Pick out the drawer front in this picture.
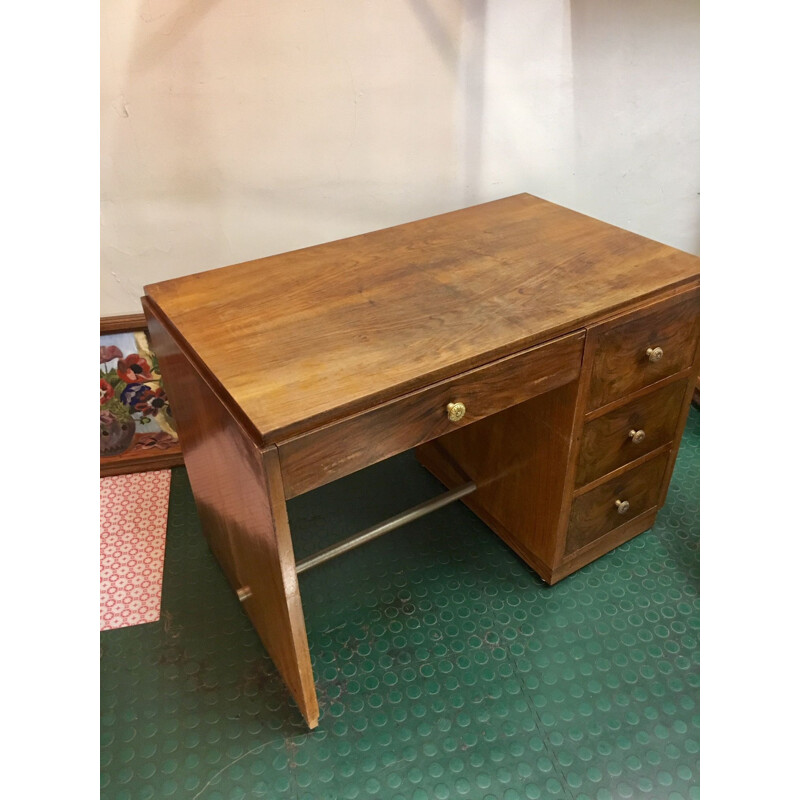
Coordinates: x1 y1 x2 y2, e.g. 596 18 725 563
279 331 585 499
575 378 688 487
587 292 698 411
566 452 669 554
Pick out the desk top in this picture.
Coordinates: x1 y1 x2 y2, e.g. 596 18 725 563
144 194 699 445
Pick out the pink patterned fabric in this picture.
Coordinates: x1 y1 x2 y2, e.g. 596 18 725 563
100 470 171 631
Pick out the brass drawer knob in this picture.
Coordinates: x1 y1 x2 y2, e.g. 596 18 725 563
628 429 646 444
646 346 664 363
236 586 253 602
615 499 630 515
447 402 466 422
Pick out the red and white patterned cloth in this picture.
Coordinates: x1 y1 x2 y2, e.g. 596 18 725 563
100 470 171 631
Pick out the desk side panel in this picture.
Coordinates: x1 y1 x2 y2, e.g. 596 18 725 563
143 298 320 728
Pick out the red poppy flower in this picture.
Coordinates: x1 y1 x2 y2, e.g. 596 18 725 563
117 354 153 384
100 378 114 404
100 345 123 364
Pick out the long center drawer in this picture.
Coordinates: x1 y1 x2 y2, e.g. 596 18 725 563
278 330 585 499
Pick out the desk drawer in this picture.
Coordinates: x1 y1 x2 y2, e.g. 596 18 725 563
575 378 688 488
279 331 585 498
566 452 669 554
587 293 698 411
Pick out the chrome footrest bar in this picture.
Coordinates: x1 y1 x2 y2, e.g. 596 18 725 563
295 481 477 574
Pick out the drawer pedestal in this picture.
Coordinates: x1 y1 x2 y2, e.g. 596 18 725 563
417 287 699 585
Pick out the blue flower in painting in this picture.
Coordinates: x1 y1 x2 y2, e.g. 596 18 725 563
120 382 149 409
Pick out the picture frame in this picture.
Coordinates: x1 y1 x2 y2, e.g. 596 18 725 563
100 313 183 476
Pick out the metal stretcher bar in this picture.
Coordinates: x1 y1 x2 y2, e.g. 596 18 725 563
295 481 477 574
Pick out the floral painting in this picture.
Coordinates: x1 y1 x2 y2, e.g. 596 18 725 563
100 325 182 475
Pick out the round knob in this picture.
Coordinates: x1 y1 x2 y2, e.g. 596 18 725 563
236 586 253 602
447 402 466 422
615 499 630 515
646 346 664 363
628 429 646 444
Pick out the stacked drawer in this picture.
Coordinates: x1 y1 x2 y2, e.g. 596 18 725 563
563 291 700 558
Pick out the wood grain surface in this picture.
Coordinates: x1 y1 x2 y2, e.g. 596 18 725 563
587 289 699 411
144 194 699 445
143 298 320 729
141 196 701 726
279 330 584 499
575 378 688 487
552 509 659 583
566 452 669 554
417 377 582 570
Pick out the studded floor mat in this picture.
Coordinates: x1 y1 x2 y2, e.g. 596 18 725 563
100 407 700 800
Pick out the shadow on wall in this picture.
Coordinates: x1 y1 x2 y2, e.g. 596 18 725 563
101 0 477 301
409 0 487 206
130 0 224 67
568 0 700 253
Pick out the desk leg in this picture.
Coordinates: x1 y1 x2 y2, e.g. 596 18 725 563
144 302 320 729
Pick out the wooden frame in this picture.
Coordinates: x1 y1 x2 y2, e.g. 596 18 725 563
100 313 183 476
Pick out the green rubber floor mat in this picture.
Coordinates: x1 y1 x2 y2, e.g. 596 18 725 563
100 406 700 800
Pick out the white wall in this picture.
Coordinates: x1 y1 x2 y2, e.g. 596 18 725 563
101 0 699 315
569 0 700 252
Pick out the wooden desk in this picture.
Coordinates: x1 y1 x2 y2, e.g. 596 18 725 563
142 193 699 729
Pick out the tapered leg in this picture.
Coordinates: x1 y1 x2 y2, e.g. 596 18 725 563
144 299 320 728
